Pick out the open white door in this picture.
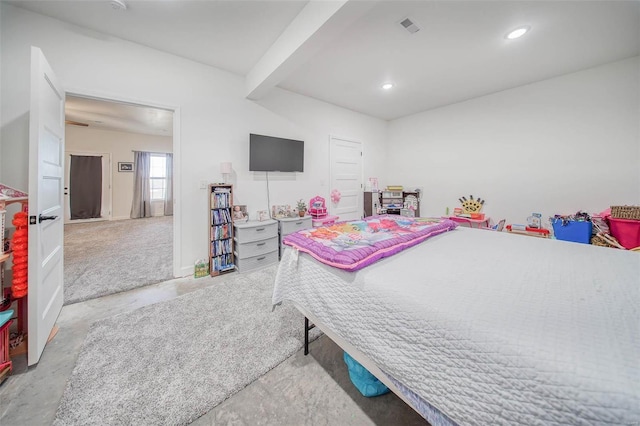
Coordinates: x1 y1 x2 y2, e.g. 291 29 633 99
329 136 363 221
28 47 65 366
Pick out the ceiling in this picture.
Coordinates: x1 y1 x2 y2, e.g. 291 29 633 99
10 0 640 133
66 95 174 136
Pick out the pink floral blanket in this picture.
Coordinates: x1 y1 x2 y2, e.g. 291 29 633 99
283 215 457 271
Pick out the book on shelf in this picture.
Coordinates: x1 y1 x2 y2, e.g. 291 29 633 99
210 192 231 209
211 239 233 256
211 224 232 240
211 208 232 225
211 254 234 271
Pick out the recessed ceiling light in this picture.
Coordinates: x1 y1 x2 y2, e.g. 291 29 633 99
381 83 394 90
506 26 530 40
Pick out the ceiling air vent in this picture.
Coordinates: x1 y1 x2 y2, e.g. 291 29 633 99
110 0 127 11
400 18 420 34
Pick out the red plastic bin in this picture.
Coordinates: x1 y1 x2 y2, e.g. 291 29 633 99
608 217 640 250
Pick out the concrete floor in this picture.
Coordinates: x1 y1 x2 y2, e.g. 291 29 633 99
0 273 427 425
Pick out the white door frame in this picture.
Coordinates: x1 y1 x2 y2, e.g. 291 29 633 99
65 88 182 278
64 151 112 224
329 135 363 221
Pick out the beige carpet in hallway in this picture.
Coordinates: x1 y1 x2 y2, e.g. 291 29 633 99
64 216 173 305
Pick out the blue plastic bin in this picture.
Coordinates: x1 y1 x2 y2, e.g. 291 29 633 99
343 351 390 397
0 309 12 328
552 220 592 244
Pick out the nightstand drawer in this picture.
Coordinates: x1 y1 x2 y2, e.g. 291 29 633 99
235 250 278 273
234 220 277 243
279 217 312 236
234 237 278 259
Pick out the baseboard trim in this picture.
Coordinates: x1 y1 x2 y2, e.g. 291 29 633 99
179 265 194 278
111 215 167 221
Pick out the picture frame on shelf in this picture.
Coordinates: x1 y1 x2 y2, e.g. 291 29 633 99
272 204 294 219
368 177 379 192
233 205 249 222
257 210 269 221
118 162 133 172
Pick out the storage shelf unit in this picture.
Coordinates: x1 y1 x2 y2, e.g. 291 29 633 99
209 184 235 276
363 191 382 217
277 216 312 259
366 190 420 217
234 220 278 272
381 190 404 215
402 190 421 217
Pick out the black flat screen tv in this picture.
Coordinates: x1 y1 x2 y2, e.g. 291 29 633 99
249 133 304 172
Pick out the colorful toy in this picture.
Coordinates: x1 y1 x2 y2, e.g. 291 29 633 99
308 196 327 219
458 195 485 214
11 212 28 299
527 213 542 229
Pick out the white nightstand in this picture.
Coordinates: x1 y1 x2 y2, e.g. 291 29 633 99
233 219 278 272
277 216 312 259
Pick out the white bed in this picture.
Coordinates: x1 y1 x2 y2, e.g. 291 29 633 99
273 227 640 425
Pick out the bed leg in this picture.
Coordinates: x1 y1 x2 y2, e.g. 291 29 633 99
304 317 315 356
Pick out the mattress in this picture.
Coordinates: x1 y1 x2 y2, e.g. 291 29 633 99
273 227 640 425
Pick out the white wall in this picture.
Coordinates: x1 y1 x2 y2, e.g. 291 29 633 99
66 126 172 220
387 56 640 226
0 4 388 276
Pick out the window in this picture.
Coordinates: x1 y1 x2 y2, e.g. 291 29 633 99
149 154 167 200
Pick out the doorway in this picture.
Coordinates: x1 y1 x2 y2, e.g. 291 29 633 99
63 94 179 302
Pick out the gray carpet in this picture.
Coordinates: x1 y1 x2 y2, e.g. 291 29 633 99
53 266 318 426
64 217 173 305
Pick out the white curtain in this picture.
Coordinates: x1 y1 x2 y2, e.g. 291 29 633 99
164 153 173 216
130 151 152 219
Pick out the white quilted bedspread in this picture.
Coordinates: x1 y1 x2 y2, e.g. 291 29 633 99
273 227 640 425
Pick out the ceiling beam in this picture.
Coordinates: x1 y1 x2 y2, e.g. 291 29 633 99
245 0 377 100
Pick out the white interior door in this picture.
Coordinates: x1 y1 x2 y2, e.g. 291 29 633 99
329 136 363 221
64 152 112 224
28 47 65 366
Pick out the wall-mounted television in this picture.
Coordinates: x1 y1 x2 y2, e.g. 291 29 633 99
249 133 304 172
